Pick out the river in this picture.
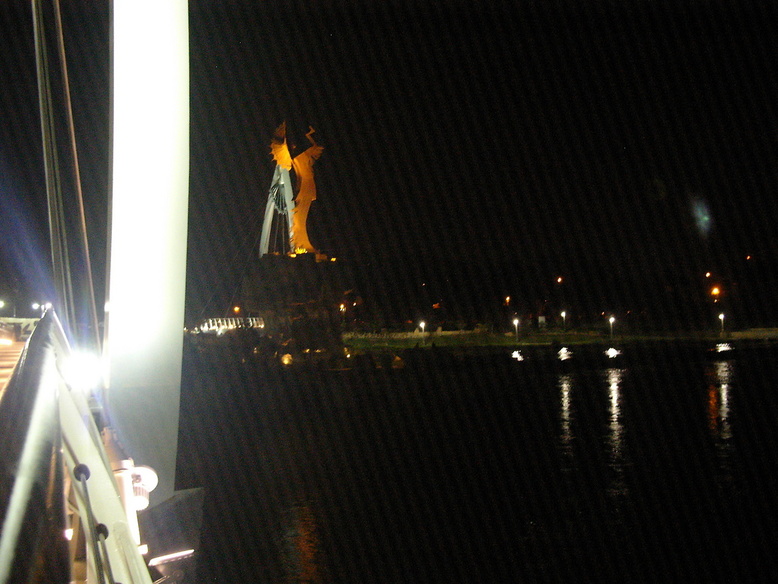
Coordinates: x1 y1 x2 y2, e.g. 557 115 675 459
176 340 778 582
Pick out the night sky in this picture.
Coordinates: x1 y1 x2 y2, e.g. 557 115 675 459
2 0 778 326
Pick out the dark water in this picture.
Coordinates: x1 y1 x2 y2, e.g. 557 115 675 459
177 342 778 583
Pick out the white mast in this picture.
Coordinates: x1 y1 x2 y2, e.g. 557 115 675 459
104 0 190 507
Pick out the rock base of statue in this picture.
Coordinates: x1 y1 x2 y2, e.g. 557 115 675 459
240 253 348 359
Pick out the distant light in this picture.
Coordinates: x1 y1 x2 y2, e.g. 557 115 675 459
511 350 524 361
560 311 566 318
609 316 615 325
505 296 511 305
233 306 240 314
557 277 563 284
281 353 293 366
746 255 752 260
605 347 622 359
719 313 725 321
513 318 519 326
711 287 721 296
715 343 733 353
705 272 711 278
148 549 195 567
330 257 337 262
558 347 573 361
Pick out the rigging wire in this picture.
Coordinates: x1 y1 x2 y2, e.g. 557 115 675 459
194 212 264 322
30 0 100 350
53 0 101 352
32 0 77 334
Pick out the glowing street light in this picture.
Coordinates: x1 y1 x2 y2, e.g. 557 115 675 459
513 318 519 341
419 320 426 345
719 313 725 334
560 311 566 329
32 302 52 317
609 316 615 339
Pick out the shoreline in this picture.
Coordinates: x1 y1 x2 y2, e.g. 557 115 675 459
343 328 778 353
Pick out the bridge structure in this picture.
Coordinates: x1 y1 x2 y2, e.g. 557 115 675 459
0 317 41 342
192 316 265 334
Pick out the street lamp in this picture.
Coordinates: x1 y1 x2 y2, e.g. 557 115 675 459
419 320 426 345
0 299 15 319
513 318 519 341
32 302 52 317
609 316 615 339
560 311 566 329
719 313 725 335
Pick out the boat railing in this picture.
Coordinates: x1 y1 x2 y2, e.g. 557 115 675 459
0 310 153 584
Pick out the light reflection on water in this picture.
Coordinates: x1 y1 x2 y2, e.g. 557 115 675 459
558 373 573 464
556 356 740 505
605 368 628 499
707 359 736 486
279 501 323 583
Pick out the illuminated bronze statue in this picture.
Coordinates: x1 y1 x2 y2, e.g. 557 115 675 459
259 123 324 256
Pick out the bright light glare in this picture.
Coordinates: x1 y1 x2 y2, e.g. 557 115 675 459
148 549 194 567
0 338 12 346
64 528 74 541
62 351 103 392
511 350 524 362
605 347 622 359
715 343 733 353
558 347 573 361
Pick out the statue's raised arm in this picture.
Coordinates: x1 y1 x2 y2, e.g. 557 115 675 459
269 122 293 170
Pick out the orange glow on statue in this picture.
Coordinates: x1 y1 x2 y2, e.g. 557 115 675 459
269 123 324 254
